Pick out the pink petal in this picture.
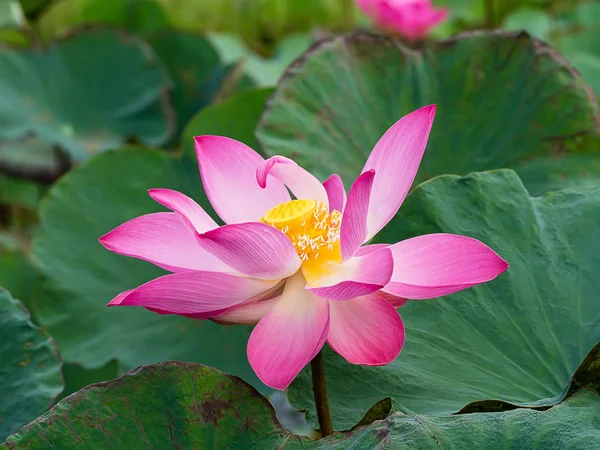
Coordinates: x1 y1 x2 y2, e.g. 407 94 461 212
341 170 375 260
256 155 328 204
196 222 301 280
362 105 436 240
355 243 389 257
247 272 330 390
309 282 380 301
211 296 280 325
106 289 133 306
328 292 404 365
195 136 290 224
150 281 285 322
305 247 393 301
143 306 230 319
384 233 509 299
99 212 232 273
108 271 279 314
378 290 409 308
323 174 346 212
148 188 217 233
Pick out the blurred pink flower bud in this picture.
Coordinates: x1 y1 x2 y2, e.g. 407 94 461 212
357 0 449 39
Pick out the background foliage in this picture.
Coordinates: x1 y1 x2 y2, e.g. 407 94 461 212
1 0 599 446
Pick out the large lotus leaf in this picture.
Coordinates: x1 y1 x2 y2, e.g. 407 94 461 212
0 288 63 440
288 170 600 429
3 362 600 449
148 29 251 141
31 146 267 392
313 389 600 448
0 28 173 177
1 363 295 448
257 31 599 190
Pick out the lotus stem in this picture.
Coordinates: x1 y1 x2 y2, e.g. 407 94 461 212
311 350 334 437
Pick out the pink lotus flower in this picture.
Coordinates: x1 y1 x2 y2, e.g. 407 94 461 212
100 105 508 390
357 0 449 40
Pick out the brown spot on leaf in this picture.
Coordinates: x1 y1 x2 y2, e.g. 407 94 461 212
18 356 31 366
196 397 231 427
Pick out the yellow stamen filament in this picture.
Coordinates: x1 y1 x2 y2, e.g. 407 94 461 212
261 199 342 264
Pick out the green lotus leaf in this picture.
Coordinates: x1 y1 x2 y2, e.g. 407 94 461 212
1 362 294 449
257 31 599 191
3 362 600 448
0 28 174 178
288 170 600 429
0 288 63 440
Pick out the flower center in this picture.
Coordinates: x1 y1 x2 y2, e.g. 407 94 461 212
261 199 342 263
